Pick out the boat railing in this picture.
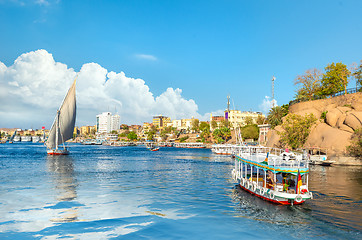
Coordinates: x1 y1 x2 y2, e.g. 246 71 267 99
236 146 308 168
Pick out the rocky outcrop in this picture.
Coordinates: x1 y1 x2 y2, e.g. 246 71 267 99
266 126 283 148
304 122 352 155
344 111 362 131
266 92 362 163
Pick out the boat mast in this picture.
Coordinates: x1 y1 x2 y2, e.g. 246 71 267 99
55 110 59 150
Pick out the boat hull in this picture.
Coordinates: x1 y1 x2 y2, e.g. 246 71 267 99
238 183 304 205
47 149 69 155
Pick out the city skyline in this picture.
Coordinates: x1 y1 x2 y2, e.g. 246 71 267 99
1 0 362 128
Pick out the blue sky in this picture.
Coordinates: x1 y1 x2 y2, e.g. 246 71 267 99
0 0 362 128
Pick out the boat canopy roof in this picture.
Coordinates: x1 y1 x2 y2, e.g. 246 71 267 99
236 155 309 175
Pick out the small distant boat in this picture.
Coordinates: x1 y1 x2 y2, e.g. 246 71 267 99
45 78 77 155
146 142 159 151
149 147 160 151
9 130 17 143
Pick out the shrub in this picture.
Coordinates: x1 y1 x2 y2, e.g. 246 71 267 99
278 113 317 149
179 136 189 142
321 111 328 120
347 129 362 158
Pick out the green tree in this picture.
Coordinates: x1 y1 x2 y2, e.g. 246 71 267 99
127 131 138 141
199 122 210 132
210 120 218 129
294 68 322 100
111 130 118 134
347 129 362 157
220 119 230 128
320 62 351 95
352 60 362 91
244 116 253 125
212 127 231 143
256 115 266 125
147 131 154 141
191 119 199 132
267 106 288 129
240 124 259 141
199 122 210 142
278 113 317 149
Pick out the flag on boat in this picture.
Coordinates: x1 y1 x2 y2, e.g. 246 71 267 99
261 152 269 165
297 169 302 194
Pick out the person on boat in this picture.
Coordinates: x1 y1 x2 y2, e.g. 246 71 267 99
266 171 276 189
283 177 289 192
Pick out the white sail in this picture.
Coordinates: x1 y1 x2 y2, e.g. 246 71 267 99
46 79 76 149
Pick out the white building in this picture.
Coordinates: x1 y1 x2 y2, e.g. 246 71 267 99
96 112 120 133
225 110 264 129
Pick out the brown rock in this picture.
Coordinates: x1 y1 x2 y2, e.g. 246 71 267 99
344 111 362 131
339 124 354 133
265 126 283 148
336 106 353 113
336 114 346 128
305 123 352 155
325 108 343 127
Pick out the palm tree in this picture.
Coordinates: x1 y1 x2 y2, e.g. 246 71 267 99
267 106 288 128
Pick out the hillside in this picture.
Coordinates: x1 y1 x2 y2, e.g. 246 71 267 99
266 92 362 165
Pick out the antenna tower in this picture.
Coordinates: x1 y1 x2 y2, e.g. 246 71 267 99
271 76 276 108
227 95 230 112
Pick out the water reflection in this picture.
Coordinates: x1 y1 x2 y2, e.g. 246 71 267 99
47 155 79 222
231 164 362 237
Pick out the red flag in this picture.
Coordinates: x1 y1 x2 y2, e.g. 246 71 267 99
42 126 45 130
297 169 302 194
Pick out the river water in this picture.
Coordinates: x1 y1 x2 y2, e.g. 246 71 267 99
0 143 360 239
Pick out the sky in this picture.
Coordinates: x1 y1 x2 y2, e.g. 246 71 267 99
0 0 361 129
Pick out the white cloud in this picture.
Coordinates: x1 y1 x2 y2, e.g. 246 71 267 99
0 49 201 128
259 96 277 115
134 54 157 61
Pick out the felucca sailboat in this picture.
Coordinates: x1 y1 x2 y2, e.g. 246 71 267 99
46 78 76 155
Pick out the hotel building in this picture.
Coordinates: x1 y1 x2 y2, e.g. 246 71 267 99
96 112 121 133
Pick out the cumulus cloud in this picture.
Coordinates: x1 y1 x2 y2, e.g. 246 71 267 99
0 49 200 128
259 96 277 115
135 54 157 61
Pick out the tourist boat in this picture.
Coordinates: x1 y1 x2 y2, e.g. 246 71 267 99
45 78 76 155
21 135 32 142
211 144 239 155
32 136 40 143
304 147 333 166
232 146 313 205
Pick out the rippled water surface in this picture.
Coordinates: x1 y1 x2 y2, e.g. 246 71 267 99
0 143 361 239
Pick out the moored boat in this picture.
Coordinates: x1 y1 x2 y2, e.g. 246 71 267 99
173 142 206 148
232 146 313 205
45 78 77 155
211 144 238 155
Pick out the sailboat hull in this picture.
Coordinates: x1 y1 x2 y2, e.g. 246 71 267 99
47 149 69 155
